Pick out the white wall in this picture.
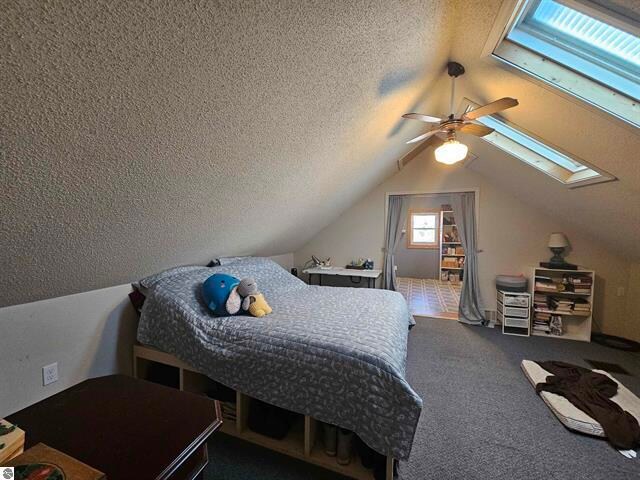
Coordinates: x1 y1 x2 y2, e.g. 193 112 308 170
294 147 633 340
269 253 295 272
0 253 295 416
0 284 138 417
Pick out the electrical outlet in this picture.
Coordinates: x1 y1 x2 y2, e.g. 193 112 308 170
42 362 58 386
617 286 625 297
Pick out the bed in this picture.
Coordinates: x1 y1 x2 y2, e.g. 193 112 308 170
136 257 422 460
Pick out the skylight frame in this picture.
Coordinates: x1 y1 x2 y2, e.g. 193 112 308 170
461 98 615 188
484 0 640 129
510 0 640 100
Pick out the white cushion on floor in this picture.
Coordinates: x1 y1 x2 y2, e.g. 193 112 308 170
521 360 640 437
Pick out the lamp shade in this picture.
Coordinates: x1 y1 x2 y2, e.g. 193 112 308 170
548 232 569 248
435 139 468 165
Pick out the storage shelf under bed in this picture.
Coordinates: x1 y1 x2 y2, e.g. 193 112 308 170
133 344 393 480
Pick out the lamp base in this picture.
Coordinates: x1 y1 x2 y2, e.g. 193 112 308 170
539 262 578 270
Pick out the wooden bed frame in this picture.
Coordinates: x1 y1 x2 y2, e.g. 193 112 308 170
133 344 395 480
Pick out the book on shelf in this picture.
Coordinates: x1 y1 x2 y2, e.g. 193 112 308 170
535 294 591 314
535 280 563 292
0 419 25 463
533 314 563 335
535 275 553 282
442 246 465 256
533 325 551 332
442 271 461 282
218 400 237 421
561 274 592 294
442 257 465 268
564 274 592 285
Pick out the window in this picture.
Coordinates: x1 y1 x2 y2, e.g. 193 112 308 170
461 98 615 187
407 211 439 249
489 0 640 127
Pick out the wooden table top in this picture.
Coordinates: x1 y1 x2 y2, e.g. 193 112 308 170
7 375 221 480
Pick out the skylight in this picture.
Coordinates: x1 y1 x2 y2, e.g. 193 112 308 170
488 0 640 127
462 99 615 188
510 0 640 99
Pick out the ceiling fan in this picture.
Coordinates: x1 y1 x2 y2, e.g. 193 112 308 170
402 61 519 165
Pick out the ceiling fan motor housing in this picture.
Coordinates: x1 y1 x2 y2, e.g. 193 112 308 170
447 61 465 78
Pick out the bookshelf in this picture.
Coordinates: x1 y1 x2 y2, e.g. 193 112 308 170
439 210 465 283
529 267 594 342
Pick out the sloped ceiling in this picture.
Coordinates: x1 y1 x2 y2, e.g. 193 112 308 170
3 0 639 308
447 0 640 261
1 0 456 306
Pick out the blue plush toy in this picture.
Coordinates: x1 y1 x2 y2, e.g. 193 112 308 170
202 273 242 316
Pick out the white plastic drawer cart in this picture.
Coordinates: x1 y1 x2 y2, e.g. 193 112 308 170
497 290 531 337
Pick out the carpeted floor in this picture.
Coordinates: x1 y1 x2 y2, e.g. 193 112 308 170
204 318 640 480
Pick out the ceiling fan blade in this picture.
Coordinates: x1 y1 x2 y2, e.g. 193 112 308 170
460 123 494 137
402 113 443 123
406 129 441 144
462 97 518 121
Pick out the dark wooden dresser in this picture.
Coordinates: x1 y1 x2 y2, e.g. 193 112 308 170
6 375 221 480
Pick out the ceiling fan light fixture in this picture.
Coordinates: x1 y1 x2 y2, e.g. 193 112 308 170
435 139 468 165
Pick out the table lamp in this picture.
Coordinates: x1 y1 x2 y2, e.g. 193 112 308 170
548 232 569 267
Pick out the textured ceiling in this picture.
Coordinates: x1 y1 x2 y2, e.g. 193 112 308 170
447 0 640 261
3 0 639 308
1 0 455 306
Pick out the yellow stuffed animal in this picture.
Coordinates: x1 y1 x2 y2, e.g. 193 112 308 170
238 278 273 317
244 293 273 317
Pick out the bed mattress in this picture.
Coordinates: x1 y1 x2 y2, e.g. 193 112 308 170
521 360 640 437
137 257 422 460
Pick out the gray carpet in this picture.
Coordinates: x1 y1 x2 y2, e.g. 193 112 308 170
205 318 640 479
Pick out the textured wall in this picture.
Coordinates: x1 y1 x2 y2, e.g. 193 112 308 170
1 0 455 306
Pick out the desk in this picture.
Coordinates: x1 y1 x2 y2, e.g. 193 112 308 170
6 375 221 480
303 267 382 288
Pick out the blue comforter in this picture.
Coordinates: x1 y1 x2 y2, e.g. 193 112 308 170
137 257 422 459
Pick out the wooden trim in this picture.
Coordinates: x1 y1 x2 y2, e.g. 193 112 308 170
386 456 394 480
304 415 316 457
406 209 440 249
237 391 249 433
480 0 524 58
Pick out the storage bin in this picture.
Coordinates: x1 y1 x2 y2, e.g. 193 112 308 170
503 317 529 329
497 290 529 307
496 275 528 292
497 302 529 318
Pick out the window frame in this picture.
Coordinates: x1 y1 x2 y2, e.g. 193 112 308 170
407 210 440 249
511 0 640 99
482 0 640 129
460 98 616 188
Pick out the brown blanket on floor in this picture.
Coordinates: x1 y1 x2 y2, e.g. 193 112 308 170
536 361 640 449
